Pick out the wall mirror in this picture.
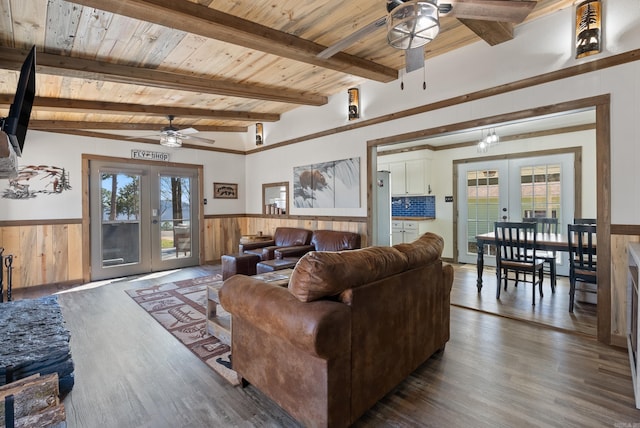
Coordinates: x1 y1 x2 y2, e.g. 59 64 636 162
262 182 289 216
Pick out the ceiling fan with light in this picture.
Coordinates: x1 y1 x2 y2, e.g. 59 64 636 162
318 0 537 72
132 115 216 147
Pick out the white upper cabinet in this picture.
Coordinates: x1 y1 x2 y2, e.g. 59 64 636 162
390 159 426 195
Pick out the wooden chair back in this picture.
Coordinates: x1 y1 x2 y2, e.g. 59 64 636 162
567 223 597 280
495 221 539 264
523 217 558 234
567 223 597 312
573 218 597 225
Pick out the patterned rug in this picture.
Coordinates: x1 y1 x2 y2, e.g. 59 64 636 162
125 274 240 385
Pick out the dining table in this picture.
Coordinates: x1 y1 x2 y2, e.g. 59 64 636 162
474 231 595 291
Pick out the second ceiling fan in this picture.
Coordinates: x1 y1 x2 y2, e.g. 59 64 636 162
131 115 216 148
318 0 537 72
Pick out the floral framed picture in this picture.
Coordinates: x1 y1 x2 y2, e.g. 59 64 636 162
213 182 238 199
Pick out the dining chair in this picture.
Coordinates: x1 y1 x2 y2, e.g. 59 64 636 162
573 218 597 225
567 223 597 313
494 221 546 305
522 217 558 292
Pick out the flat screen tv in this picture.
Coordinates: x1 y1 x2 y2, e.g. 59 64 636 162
2 45 36 156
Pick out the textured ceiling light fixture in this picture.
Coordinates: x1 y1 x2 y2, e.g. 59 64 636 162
387 0 440 50
477 128 499 153
160 133 181 148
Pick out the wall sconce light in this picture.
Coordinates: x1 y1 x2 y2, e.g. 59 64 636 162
575 0 602 59
255 123 264 146
348 87 360 121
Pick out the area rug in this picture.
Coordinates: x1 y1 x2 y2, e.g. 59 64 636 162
125 274 240 386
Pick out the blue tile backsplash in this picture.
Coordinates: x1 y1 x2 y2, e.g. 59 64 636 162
392 195 436 218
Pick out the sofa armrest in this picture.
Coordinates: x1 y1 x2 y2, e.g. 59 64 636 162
260 245 283 260
275 245 315 259
239 239 275 253
219 276 350 359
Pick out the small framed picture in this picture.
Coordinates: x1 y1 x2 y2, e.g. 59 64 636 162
213 182 238 199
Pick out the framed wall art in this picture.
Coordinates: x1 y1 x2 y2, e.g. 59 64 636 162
213 182 238 199
293 157 360 208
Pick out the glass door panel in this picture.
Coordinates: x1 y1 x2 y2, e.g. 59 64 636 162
458 160 508 264
100 172 142 267
159 174 192 261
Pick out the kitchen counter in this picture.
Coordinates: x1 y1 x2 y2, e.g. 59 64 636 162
392 216 435 221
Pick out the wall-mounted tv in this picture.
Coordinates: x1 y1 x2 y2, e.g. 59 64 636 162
2 45 36 156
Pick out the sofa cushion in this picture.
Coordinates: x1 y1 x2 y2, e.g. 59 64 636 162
392 232 444 269
274 227 313 247
310 230 362 252
289 246 408 302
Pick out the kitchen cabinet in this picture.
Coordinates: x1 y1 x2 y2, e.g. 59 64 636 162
391 220 431 245
389 160 427 196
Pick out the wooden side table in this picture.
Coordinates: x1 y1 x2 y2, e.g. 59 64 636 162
206 269 294 346
239 234 272 245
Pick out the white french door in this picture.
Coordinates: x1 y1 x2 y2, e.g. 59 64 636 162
457 153 574 274
89 160 200 281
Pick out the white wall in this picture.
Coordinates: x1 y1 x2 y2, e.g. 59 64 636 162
0 131 246 221
248 0 640 228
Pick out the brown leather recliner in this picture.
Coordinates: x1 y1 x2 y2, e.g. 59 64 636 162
220 233 453 427
239 227 312 260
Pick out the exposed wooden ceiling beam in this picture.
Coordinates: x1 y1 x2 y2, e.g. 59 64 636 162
0 94 280 121
70 0 398 83
0 47 327 106
458 20 514 46
29 120 247 132
43 129 246 154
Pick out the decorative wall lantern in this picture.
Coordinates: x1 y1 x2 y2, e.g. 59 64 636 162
255 123 264 146
575 0 602 59
348 87 360 121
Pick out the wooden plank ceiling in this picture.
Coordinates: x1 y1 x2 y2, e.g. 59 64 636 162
0 0 575 151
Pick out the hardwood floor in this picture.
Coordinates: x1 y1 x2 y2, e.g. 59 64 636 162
451 263 597 337
44 266 640 426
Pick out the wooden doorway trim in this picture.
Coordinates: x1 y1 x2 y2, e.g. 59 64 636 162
367 94 611 344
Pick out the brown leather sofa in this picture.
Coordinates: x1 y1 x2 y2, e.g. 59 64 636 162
239 227 312 261
255 230 362 273
220 233 453 427
274 229 361 259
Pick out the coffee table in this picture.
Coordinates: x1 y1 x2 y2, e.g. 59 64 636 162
206 269 294 345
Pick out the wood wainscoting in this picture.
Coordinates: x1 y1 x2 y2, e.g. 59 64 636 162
610 225 640 347
0 216 367 290
203 215 368 263
0 220 83 292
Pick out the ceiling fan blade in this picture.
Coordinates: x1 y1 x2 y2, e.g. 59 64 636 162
317 16 387 59
177 127 198 135
125 133 159 140
405 47 424 73
444 1 536 24
183 135 216 145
